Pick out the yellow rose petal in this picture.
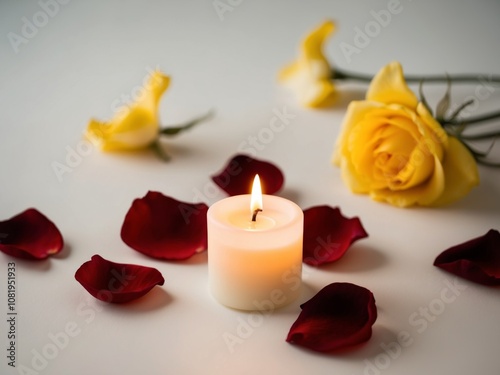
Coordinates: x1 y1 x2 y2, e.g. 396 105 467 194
415 102 449 156
279 61 301 82
393 138 435 189
301 20 335 61
371 154 445 207
366 61 418 108
430 136 480 206
339 157 372 194
346 120 389 190
332 101 384 166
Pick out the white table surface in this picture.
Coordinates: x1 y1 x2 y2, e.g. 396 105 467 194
1 1 500 374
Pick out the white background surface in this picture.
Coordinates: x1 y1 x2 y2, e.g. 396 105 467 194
1 1 500 374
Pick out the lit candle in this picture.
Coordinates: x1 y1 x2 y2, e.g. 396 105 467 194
208 175 303 311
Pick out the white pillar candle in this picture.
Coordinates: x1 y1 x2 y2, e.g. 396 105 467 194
208 176 303 311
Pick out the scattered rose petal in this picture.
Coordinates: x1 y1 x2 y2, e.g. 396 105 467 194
302 206 368 266
286 282 377 352
434 229 500 286
0 208 64 260
75 254 164 303
211 154 284 196
121 191 208 260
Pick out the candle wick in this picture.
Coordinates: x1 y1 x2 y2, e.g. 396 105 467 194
251 209 262 222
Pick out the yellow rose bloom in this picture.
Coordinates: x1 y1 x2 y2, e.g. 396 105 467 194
85 71 170 151
332 62 479 207
279 20 336 108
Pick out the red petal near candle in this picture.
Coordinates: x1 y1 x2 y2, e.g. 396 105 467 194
211 154 284 196
434 229 500 286
0 208 64 260
75 255 165 303
121 191 208 260
302 206 368 266
286 283 377 352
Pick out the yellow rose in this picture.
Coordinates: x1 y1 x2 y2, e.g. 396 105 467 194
279 20 336 108
85 70 170 151
332 62 479 207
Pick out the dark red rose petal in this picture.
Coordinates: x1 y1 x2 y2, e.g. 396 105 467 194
286 282 377 352
0 208 64 260
302 206 368 266
211 154 284 196
121 191 208 260
75 254 164 303
434 229 500 286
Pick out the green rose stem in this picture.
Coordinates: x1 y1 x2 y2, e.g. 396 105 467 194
332 68 500 85
151 109 214 161
442 110 500 128
459 129 500 140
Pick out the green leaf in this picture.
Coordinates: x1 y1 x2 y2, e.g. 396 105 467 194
447 99 475 122
159 109 214 136
459 130 500 141
436 74 451 120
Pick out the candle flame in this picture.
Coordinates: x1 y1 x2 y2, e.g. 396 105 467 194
250 174 263 215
